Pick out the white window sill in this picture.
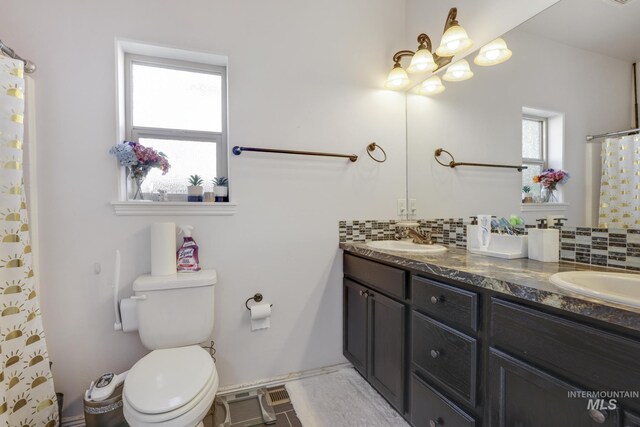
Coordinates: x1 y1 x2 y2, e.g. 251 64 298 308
520 202 568 212
112 201 237 216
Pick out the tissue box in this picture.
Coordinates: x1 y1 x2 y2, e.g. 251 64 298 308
467 225 528 259
527 228 559 262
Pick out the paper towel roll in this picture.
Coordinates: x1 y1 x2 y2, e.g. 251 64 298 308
250 303 271 331
151 222 176 276
120 299 139 333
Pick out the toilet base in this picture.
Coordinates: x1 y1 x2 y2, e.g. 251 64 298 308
195 422 204 427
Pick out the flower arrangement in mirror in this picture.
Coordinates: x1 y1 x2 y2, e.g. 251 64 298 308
533 169 570 203
110 141 170 200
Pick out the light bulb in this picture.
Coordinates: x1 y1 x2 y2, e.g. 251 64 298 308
474 38 512 66
407 48 437 74
436 25 473 57
419 76 446 96
385 64 410 90
442 59 474 82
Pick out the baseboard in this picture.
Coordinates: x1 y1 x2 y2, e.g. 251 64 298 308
217 362 352 395
60 362 351 426
61 415 85 427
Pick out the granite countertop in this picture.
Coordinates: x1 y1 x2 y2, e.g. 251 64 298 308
340 242 640 333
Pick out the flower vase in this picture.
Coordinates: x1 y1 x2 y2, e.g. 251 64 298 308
542 187 558 203
129 175 146 201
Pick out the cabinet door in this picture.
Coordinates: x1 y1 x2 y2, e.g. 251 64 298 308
368 289 406 413
343 279 368 376
489 349 619 427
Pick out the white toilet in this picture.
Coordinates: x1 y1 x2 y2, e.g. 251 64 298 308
121 270 218 427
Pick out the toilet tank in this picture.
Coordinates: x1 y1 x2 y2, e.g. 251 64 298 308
132 270 217 350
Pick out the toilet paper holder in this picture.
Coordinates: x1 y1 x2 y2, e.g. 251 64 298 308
245 293 273 310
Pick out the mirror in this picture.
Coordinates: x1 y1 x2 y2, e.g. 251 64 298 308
406 0 640 227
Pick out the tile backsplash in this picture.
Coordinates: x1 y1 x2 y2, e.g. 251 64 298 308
558 227 640 272
338 219 467 248
340 219 640 271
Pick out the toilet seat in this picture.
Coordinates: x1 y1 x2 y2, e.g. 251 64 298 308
123 346 218 426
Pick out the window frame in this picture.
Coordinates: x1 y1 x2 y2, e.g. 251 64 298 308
521 114 548 169
124 54 228 196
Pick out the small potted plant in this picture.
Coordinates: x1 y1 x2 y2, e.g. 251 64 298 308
187 174 204 202
522 185 533 203
212 177 229 202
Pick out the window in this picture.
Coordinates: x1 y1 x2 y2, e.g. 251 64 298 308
522 115 547 201
125 54 227 199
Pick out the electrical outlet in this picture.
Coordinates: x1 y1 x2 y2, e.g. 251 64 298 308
397 199 407 216
409 199 417 215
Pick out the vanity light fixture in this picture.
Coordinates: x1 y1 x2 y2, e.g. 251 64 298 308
420 75 446 96
407 34 438 73
385 8 467 91
474 38 513 66
435 8 473 57
442 59 474 82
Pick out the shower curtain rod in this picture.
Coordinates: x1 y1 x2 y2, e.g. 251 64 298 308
0 40 36 73
585 128 640 142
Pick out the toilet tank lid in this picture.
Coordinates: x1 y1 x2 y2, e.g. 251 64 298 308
133 269 217 292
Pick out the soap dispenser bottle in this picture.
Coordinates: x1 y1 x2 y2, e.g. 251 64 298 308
527 218 559 262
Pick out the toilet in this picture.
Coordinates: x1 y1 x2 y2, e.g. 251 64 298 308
120 270 218 427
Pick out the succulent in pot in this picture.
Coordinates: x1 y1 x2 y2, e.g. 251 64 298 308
212 177 229 202
187 174 204 202
522 185 534 203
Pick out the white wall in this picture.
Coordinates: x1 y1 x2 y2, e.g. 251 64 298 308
1 0 408 416
406 29 632 225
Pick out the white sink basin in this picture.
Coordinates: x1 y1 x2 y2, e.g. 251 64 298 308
366 240 447 254
550 271 640 309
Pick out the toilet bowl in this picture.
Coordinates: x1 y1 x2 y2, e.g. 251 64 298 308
117 270 219 427
123 346 218 427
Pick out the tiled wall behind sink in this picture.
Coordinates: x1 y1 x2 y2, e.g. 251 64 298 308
559 227 640 272
338 219 467 248
340 220 640 272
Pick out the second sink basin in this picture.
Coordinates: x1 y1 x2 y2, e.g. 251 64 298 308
366 240 447 254
550 271 640 309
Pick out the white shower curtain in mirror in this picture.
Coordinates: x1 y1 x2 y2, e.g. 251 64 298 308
599 136 640 228
0 55 58 426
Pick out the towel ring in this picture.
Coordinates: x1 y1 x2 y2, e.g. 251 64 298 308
367 143 387 163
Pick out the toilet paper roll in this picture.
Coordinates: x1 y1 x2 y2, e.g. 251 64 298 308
250 303 271 331
151 222 177 276
120 298 139 333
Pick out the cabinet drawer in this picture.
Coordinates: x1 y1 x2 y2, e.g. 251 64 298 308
412 276 478 332
491 299 640 396
412 311 477 406
344 253 406 299
411 374 476 427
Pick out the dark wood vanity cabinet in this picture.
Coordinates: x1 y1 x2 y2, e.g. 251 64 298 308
343 254 407 414
489 298 640 427
342 253 640 427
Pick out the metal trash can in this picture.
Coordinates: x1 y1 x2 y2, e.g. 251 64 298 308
83 383 128 427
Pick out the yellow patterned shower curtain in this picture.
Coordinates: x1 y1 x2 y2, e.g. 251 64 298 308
599 136 640 228
0 56 58 426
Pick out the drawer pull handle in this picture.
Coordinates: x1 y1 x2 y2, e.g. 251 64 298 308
588 409 607 424
429 418 442 427
430 349 440 359
430 295 443 304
